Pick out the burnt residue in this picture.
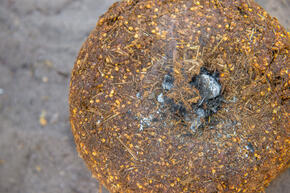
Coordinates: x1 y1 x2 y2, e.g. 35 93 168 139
190 67 222 117
162 74 174 90
246 142 255 153
160 67 223 132
189 68 223 131
190 67 221 100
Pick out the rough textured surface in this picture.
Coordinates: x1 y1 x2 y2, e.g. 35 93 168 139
69 0 289 192
0 0 289 193
0 1 117 193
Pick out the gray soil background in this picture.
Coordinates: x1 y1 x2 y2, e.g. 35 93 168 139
0 0 289 193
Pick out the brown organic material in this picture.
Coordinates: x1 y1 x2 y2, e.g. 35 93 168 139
69 0 289 192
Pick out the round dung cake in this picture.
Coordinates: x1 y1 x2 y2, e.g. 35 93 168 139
69 0 290 192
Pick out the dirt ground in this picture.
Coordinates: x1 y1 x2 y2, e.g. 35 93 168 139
0 0 289 193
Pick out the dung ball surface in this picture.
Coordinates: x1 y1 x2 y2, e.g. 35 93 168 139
69 0 290 192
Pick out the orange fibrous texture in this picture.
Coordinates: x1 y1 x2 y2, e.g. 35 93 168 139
69 0 289 192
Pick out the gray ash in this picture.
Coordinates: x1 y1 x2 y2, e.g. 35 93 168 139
162 74 174 90
246 142 255 153
160 67 223 132
190 67 223 118
190 67 221 100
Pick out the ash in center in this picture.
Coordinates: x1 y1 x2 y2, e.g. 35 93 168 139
161 67 223 133
190 67 222 105
189 67 222 132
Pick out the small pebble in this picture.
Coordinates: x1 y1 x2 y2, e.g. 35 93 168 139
157 93 164 103
42 76 48 83
35 166 42 172
39 110 47 126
